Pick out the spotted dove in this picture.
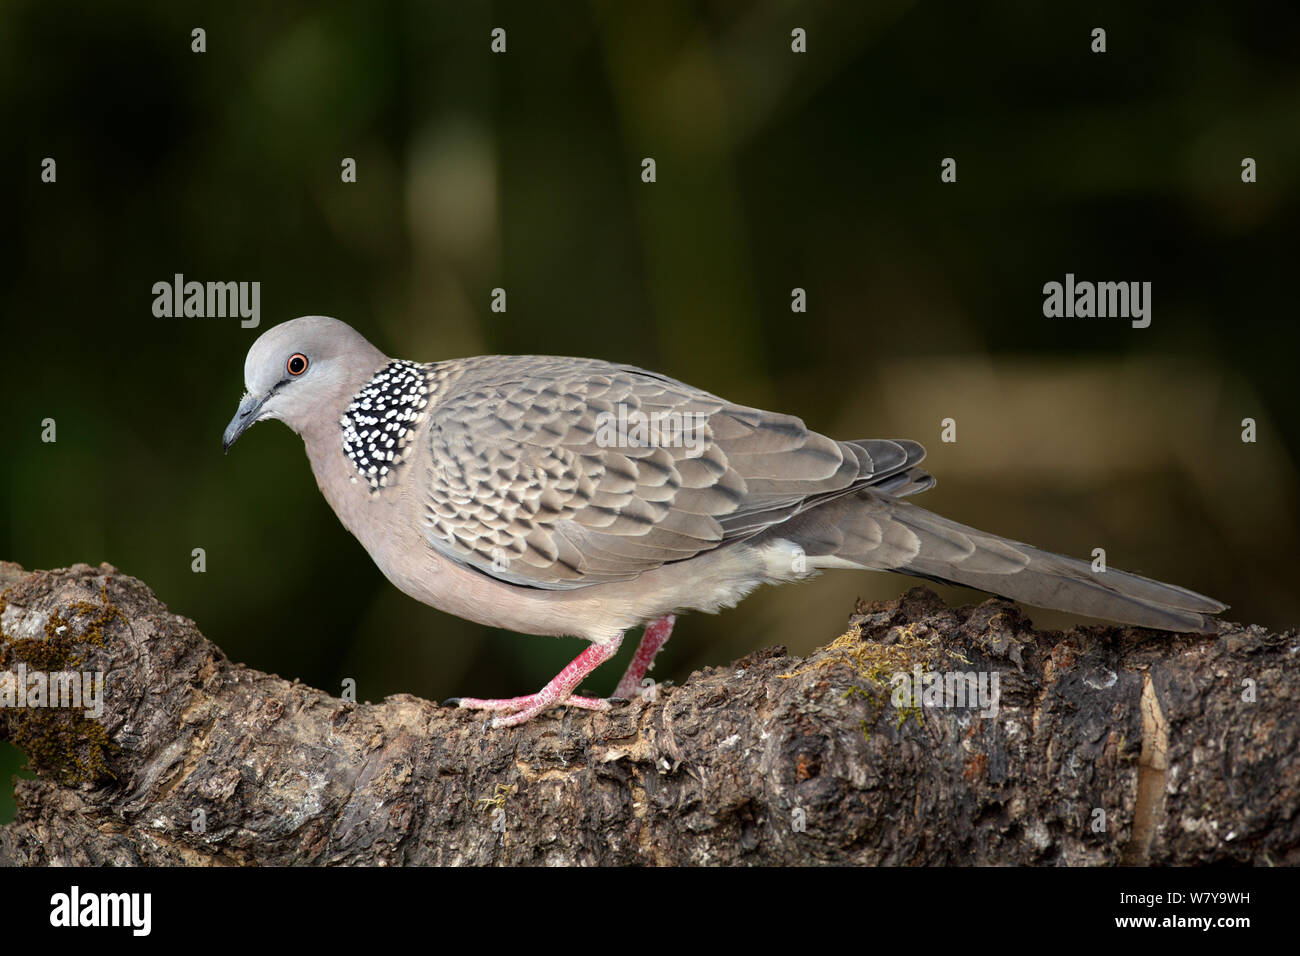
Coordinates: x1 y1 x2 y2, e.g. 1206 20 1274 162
223 316 1226 726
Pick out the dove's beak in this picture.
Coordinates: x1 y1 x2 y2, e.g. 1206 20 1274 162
223 392 268 453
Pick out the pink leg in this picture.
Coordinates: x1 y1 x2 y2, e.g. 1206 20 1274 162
451 635 623 727
449 693 608 713
613 614 676 700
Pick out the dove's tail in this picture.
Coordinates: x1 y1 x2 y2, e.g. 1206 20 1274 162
774 489 1227 633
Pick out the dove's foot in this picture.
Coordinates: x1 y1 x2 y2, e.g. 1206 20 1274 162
450 692 609 715
447 636 622 727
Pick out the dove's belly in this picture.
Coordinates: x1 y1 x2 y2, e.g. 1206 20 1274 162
304 399 804 643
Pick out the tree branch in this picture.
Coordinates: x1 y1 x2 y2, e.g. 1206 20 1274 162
0 560 1294 865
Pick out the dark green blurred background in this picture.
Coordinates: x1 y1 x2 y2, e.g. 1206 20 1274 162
4 2 1298 822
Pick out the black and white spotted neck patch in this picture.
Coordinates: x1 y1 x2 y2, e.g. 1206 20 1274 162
340 360 433 492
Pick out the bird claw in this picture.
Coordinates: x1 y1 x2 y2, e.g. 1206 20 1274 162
445 640 625 726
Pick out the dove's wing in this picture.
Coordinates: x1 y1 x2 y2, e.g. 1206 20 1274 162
419 355 927 589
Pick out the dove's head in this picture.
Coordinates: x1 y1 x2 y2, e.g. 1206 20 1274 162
223 315 387 451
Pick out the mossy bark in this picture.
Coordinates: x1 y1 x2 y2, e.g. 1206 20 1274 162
0 561 1295 865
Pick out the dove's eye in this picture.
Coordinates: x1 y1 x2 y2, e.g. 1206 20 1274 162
287 353 309 376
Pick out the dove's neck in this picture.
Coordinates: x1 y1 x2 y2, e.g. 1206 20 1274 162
298 354 395 539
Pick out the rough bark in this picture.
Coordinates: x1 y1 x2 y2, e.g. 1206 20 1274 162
0 560 1294 866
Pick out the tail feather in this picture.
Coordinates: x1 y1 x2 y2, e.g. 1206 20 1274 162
769 490 1227 633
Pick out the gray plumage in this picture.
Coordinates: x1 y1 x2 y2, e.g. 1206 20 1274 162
224 317 1225 724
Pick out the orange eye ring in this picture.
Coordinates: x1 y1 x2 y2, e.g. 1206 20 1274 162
287 353 309 376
